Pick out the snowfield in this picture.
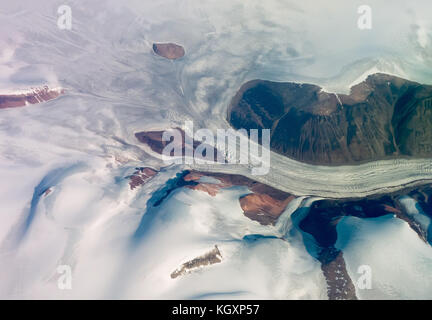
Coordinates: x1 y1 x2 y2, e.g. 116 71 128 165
0 163 327 299
336 215 432 299
0 0 432 299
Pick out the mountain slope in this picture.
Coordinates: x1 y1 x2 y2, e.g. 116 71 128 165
228 73 432 165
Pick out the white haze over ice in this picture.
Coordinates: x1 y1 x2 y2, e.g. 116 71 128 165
0 0 432 299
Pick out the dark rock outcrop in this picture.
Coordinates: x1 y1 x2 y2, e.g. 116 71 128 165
128 167 157 190
239 193 294 225
171 245 222 279
153 43 185 60
320 248 357 300
301 184 432 247
184 171 295 225
135 129 222 161
147 170 295 225
228 73 432 165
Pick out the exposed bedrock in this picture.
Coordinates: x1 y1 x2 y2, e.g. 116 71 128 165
148 170 295 226
145 169 432 299
127 167 158 190
296 183 432 299
302 183 432 246
152 42 185 60
228 73 432 165
184 170 295 225
0 86 64 109
170 245 222 279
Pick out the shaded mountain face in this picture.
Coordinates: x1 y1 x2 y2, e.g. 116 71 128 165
301 183 432 249
228 73 432 165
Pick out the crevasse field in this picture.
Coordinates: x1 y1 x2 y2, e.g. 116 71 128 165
1 0 432 299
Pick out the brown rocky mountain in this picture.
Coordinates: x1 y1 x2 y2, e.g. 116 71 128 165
228 73 432 165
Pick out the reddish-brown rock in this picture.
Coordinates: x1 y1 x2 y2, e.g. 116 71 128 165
153 43 185 60
228 74 432 165
183 172 204 182
135 129 222 161
239 193 295 225
182 171 295 225
0 86 64 109
171 245 222 279
128 167 158 190
320 249 357 300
